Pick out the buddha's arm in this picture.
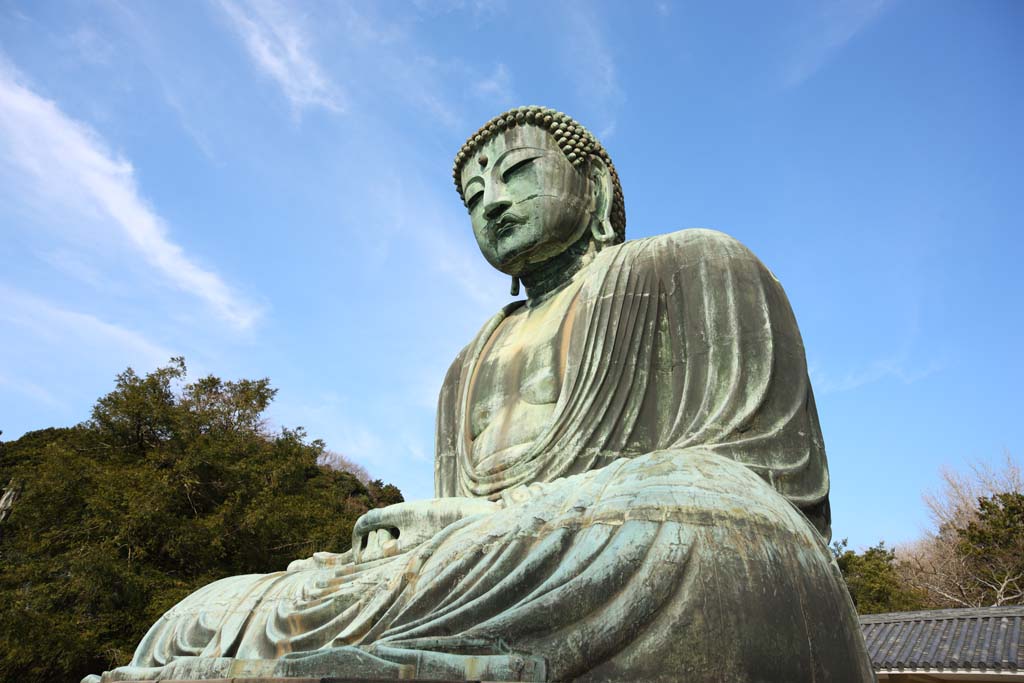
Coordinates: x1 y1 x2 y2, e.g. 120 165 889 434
352 497 500 563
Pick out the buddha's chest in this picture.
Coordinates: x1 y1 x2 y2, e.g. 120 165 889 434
468 283 582 450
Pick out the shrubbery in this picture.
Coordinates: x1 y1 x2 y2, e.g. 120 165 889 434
0 359 402 682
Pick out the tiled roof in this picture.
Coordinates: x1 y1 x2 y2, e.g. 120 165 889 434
860 606 1024 673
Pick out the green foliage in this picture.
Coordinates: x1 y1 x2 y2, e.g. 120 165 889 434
831 539 926 614
0 359 402 683
955 492 1024 605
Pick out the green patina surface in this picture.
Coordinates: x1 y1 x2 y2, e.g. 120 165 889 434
87 107 875 683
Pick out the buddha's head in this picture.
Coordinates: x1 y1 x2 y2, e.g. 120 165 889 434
453 106 626 278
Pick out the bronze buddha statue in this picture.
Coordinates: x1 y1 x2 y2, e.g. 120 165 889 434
89 107 873 683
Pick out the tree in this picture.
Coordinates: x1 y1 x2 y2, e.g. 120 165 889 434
0 359 403 683
955 492 1024 606
898 454 1023 608
319 449 371 484
832 540 926 614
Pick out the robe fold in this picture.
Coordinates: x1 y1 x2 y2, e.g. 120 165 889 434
96 229 874 683
436 228 830 536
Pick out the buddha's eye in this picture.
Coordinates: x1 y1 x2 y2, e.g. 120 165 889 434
467 190 483 211
502 156 537 181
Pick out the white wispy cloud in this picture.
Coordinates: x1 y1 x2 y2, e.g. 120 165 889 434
785 0 889 87
473 62 513 102
64 25 115 66
0 284 174 373
0 373 66 410
217 0 342 114
559 2 623 137
0 285 173 363
431 229 507 309
214 2 505 129
0 58 259 329
270 389 438 500
269 390 385 465
809 354 945 396
362 167 506 310
34 248 109 290
335 4 464 128
0 284 179 422
408 0 508 21
161 86 218 161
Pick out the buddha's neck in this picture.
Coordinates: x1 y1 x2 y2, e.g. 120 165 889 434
521 233 595 305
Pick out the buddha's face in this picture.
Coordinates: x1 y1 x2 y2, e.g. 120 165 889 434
459 125 593 275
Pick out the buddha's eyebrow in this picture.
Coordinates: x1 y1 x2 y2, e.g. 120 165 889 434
494 146 548 168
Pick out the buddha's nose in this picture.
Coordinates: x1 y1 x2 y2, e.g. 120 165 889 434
484 199 511 221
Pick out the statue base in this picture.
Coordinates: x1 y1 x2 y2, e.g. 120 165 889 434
91 648 546 682
114 679 471 683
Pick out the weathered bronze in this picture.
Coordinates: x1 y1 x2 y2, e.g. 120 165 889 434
86 107 875 682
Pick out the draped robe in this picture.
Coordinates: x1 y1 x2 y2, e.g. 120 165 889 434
94 229 874 683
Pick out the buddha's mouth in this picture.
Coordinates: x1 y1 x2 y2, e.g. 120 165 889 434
493 214 525 240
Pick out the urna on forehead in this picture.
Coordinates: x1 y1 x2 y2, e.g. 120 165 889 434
460 125 553 173
452 105 627 237
452 106 601 191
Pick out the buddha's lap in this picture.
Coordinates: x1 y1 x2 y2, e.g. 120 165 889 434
116 449 871 680
150 448 840 648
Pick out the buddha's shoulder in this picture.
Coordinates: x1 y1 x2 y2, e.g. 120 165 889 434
608 228 765 272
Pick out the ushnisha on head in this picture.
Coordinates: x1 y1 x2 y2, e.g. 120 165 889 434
453 106 627 297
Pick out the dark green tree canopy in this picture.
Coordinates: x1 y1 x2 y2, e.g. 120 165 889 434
832 540 926 615
0 359 402 683
955 492 1024 606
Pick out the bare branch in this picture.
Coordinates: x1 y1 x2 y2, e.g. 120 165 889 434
317 449 371 484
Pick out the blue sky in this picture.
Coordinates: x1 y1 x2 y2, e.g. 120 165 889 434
0 0 1020 549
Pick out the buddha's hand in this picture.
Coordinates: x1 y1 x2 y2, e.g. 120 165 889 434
352 497 500 564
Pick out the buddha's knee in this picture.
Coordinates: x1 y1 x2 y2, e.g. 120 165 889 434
588 449 816 536
576 453 868 681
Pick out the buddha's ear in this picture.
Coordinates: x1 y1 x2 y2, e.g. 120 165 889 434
587 155 615 245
